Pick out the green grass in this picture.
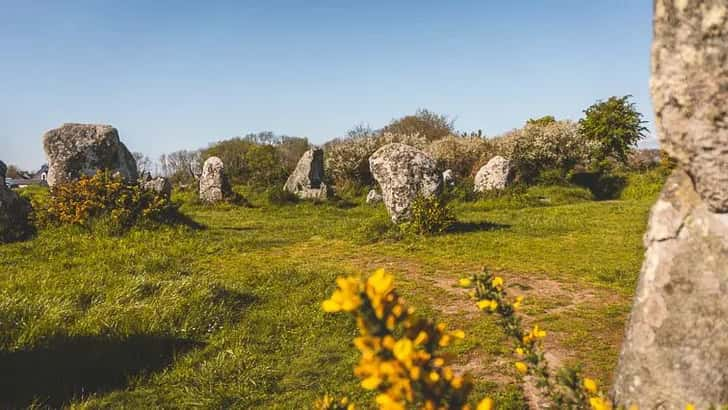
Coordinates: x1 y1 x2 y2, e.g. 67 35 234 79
0 175 661 409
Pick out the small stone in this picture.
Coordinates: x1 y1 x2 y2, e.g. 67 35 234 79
283 149 328 200
199 156 233 203
366 189 383 204
474 156 513 192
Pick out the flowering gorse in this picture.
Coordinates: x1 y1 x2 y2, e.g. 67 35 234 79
318 269 494 410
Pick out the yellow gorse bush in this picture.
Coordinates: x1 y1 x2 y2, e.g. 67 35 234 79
319 269 491 410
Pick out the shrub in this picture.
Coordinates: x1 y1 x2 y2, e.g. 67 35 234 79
0 190 34 243
355 214 405 244
404 195 456 235
495 120 594 183
426 135 495 179
619 169 668 201
569 171 627 200
382 108 454 142
579 95 648 165
36 171 182 233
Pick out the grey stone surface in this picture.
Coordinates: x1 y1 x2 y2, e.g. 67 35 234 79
613 171 728 409
143 176 172 198
650 0 728 212
199 156 232 203
283 149 328 200
442 169 454 186
42 123 138 187
366 189 383 205
369 143 441 223
474 156 512 192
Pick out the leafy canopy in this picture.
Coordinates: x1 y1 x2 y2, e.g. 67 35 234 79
579 95 648 164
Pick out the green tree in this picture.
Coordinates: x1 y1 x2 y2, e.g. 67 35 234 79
526 115 556 127
382 109 454 141
579 95 648 164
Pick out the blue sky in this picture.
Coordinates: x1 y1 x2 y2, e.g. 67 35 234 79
1 1 654 170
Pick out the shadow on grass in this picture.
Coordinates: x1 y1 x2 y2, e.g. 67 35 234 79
447 221 510 234
0 334 204 408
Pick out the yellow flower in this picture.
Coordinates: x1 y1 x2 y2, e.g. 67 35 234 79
393 339 414 362
513 296 524 310
375 394 405 410
361 375 381 390
583 378 598 394
322 276 362 312
458 278 472 287
414 331 428 345
685 405 695 410
515 347 525 356
438 334 451 347
477 300 497 311
589 397 612 410
428 371 440 382
491 276 504 289
367 269 394 296
515 361 528 374
451 329 465 339
477 398 494 410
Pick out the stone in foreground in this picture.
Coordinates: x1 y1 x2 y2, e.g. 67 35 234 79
474 156 512 192
369 143 441 223
613 171 728 408
283 148 328 200
42 123 138 187
199 156 233 203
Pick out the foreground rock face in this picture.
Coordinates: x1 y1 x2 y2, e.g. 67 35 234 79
199 156 232 203
650 0 728 213
613 171 728 408
283 149 328 200
0 160 33 243
42 123 138 187
369 143 441 223
614 2 728 407
366 189 383 205
474 156 512 192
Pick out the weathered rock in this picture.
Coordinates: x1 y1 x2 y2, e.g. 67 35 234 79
613 171 728 408
442 169 455 186
650 0 728 213
0 160 33 243
474 156 512 192
283 149 328 200
614 2 728 407
199 156 232 203
366 189 383 205
369 143 441 223
42 123 138 187
143 177 172 198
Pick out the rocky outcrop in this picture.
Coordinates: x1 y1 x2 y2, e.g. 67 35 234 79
199 156 233 203
283 149 328 200
474 156 512 192
42 123 138 187
613 2 728 408
0 160 33 243
369 143 441 223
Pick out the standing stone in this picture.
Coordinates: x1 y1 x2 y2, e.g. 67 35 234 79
474 156 512 192
0 160 33 243
199 156 232 203
143 176 172 198
42 123 138 187
369 143 441 223
442 169 455 186
366 189 383 205
283 149 328 200
613 2 728 408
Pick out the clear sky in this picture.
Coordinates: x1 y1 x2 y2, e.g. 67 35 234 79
1 1 655 170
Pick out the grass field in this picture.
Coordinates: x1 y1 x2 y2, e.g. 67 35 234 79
0 175 662 409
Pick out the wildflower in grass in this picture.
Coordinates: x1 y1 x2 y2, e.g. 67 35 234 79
458 278 472 287
589 396 611 410
515 361 528 375
583 378 598 394
476 398 494 410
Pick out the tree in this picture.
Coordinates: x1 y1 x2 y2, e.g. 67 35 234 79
382 109 454 142
579 96 648 165
526 115 556 127
132 152 153 176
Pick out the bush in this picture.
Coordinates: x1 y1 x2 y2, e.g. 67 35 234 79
619 169 668 201
494 120 594 183
381 108 454 142
426 135 495 178
36 171 182 233
0 190 34 243
404 195 456 235
569 171 627 200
